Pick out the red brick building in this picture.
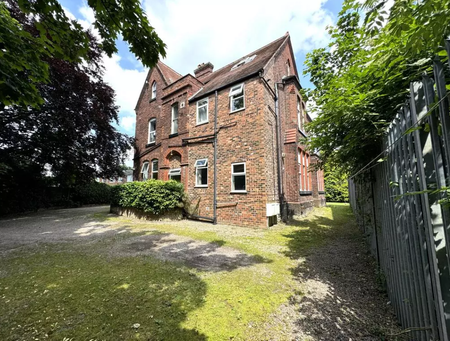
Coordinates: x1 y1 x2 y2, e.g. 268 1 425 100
134 33 325 227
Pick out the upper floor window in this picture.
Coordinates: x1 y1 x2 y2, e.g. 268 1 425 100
151 159 158 179
229 84 245 112
171 103 179 134
195 159 208 187
297 97 302 130
151 81 157 100
231 162 246 192
141 161 149 181
148 118 156 143
196 98 208 125
286 60 291 76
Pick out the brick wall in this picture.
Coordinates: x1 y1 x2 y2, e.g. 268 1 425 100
133 36 325 228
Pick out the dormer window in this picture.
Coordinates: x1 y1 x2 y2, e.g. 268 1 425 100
231 55 257 71
151 81 157 100
148 118 156 143
229 83 245 112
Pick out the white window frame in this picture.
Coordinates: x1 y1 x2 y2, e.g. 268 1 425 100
141 161 149 181
126 174 133 182
168 168 181 181
151 81 157 99
151 159 158 179
148 118 156 143
231 162 246 193
195 159 208 187
229 83 245 113
196 98 209 125
171 103 179 134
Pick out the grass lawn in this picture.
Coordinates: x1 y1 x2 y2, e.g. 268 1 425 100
0 203 355 340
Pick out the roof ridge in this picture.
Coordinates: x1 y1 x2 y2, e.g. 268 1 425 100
158 60 182 77
206 33 288 77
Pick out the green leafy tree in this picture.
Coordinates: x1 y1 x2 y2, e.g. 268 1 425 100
0 0 166 107
324 164 349 203
0 3 131 213
304 0 450 173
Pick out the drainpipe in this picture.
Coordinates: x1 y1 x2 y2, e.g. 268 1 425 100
213 90 218 224
260 75 286 223
274 82 286 222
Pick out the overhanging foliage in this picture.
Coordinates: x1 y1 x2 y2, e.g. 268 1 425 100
304 0 450 173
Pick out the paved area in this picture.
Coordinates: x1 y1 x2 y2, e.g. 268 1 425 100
0 206 115 252
0 206 263 271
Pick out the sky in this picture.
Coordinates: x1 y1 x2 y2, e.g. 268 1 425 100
58 0 344 138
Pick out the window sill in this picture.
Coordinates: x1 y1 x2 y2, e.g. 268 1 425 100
196 121 209 126
149 98 156 103
169 133 179 138
230 107 245 114
231 191 247 194
318 191 326 195
298 128 307 137
300 191 312 196
195 185 208 188
146 142 156 148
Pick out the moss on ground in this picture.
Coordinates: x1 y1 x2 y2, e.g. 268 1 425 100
0 203 354 340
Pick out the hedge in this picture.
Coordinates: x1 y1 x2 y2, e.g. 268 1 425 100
111 180 185 215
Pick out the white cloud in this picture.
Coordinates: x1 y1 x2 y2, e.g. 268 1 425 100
119 115 136 133
102 54 147 115
143 0 334 75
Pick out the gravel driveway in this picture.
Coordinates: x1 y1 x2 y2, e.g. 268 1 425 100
0 206 263 272
0 206 114 252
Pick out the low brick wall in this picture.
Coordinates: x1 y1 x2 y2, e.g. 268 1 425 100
110 206 184 221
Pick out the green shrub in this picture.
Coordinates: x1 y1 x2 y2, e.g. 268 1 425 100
111 180 185 215
72 182 112 205
324 165 349 203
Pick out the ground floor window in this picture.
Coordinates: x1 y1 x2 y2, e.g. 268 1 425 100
231 162 246 192
151 159 158 179
195 159 208 187
298 150 311 192
141 161 149 180
169 168 181 182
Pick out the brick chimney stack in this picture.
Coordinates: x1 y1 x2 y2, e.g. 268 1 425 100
194 62 214 83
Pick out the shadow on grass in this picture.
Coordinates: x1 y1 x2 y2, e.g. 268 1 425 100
114 232 272 272
283 204 401 340
0 247 208 340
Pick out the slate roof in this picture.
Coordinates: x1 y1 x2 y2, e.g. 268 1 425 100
189 33 288 101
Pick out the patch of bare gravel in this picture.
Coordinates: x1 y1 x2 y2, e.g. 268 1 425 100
264 232 404 341
104 231 270 272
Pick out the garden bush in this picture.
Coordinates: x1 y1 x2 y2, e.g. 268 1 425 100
111 180 185 215
72 182 112 205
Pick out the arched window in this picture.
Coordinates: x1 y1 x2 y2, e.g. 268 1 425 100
148 118 156 143
151 159 158 179
286 60 291 76
151 81 157 99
